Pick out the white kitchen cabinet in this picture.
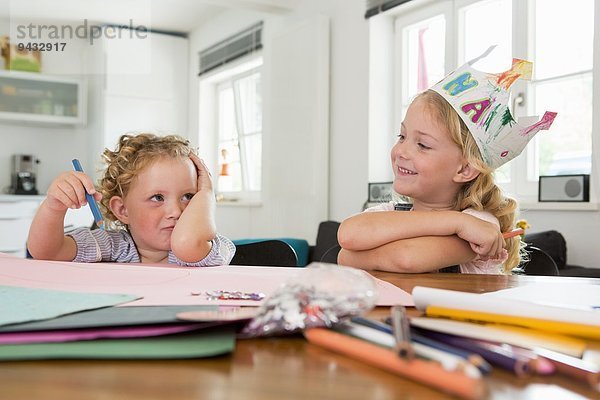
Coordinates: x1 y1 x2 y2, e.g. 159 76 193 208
0 70 86 125
0 195 44 257
0 195 94 258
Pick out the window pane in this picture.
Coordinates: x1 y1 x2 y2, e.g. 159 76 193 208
403 15 446 105
534 74 592 176
243 134 262 191
218 87 237 141
235 72 262 134
217 141 242 192
535 0 594 79
461 0 511 71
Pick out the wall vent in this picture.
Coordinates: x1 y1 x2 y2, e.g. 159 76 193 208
198 21 262 76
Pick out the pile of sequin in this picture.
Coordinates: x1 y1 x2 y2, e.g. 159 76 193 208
204 290 265 301
240 263 377 337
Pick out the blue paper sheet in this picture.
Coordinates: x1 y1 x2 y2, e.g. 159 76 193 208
0 285 139 327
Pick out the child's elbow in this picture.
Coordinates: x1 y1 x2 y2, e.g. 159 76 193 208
171 233 215 263
337 220 359 250
388 251 420 273
380 243 429 273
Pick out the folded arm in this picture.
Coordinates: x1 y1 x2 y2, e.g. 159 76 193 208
337 235 476 273
338 210 504 259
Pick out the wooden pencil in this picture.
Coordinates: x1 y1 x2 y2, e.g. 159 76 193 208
304 328 486 400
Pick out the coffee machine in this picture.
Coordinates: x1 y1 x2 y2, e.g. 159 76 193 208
10 154 39 195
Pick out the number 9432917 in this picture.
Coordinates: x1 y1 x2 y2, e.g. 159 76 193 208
17 42 66 51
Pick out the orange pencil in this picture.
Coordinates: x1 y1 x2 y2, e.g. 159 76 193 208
503 228 524 239
304 328 486 400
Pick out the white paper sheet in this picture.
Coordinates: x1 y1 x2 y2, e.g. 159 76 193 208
412 285 600 326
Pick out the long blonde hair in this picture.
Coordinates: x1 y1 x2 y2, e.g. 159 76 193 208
415 90 522 273
98 133 196 229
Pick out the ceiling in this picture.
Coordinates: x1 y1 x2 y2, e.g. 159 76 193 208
0 0 294 34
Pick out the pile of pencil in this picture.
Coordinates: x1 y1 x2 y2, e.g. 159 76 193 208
304 286 600 400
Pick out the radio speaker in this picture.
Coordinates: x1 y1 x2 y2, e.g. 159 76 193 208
368 182 393 202
538 175 589 202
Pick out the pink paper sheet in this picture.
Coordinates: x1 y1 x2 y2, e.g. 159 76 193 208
0 323 206 345
0 255 413 307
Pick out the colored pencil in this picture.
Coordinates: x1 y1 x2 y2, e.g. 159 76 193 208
390 305 414 359
414 328 534 376
71 159 104 229
411 331 493 375
333 322 482 378
357 316 492 375
304 328 486 399
534 347 600 391
502 228 524 239
492 342 555 375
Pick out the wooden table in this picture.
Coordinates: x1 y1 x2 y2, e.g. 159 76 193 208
1 273 598 400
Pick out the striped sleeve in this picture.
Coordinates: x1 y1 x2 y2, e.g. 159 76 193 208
68 228 140 263
169 234 236 267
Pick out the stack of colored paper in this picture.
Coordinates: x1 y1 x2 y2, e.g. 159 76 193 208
0 286 237 360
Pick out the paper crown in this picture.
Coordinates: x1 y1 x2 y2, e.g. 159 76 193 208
430 47 557 169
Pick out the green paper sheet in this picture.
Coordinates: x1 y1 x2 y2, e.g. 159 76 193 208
0 286 139 327
0 328 236 361
0 305 218 332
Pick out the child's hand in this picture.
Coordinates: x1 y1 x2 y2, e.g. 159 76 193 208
189 154 213 193
457 215 505 260
45 171 102 212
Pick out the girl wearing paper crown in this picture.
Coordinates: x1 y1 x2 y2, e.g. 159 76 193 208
338 48 556 274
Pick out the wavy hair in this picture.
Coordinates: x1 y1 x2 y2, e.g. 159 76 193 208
415 90 523 273
98 133 196 230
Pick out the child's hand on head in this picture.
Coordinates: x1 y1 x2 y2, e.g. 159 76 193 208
46 171 102 212
457 215 505 260
189 154 213 193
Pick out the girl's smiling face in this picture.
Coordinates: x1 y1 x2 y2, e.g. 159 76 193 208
110 156 197 258
391 97 468 210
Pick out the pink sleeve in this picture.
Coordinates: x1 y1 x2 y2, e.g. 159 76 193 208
459 208 507 274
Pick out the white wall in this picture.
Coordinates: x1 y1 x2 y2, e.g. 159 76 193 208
187 0 369 244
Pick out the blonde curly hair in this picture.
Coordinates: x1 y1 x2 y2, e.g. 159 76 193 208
415 90 523 273
98 133 196 229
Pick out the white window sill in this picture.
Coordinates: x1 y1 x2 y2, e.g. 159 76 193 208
519 202 599 211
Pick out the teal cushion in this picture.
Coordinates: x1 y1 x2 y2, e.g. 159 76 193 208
232 238 310 266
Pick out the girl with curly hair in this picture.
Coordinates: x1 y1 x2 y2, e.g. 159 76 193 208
28 133 235 266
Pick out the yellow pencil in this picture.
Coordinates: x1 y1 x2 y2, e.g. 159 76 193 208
425 305 600 340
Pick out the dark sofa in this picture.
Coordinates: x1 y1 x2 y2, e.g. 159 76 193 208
523 230 600 278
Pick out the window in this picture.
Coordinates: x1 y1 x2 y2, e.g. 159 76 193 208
392 0 595 203
198 56 263 203
216 68 262 197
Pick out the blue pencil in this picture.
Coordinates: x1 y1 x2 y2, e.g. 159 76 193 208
353 316 491 375
414 327 533 376
71 159 104 229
